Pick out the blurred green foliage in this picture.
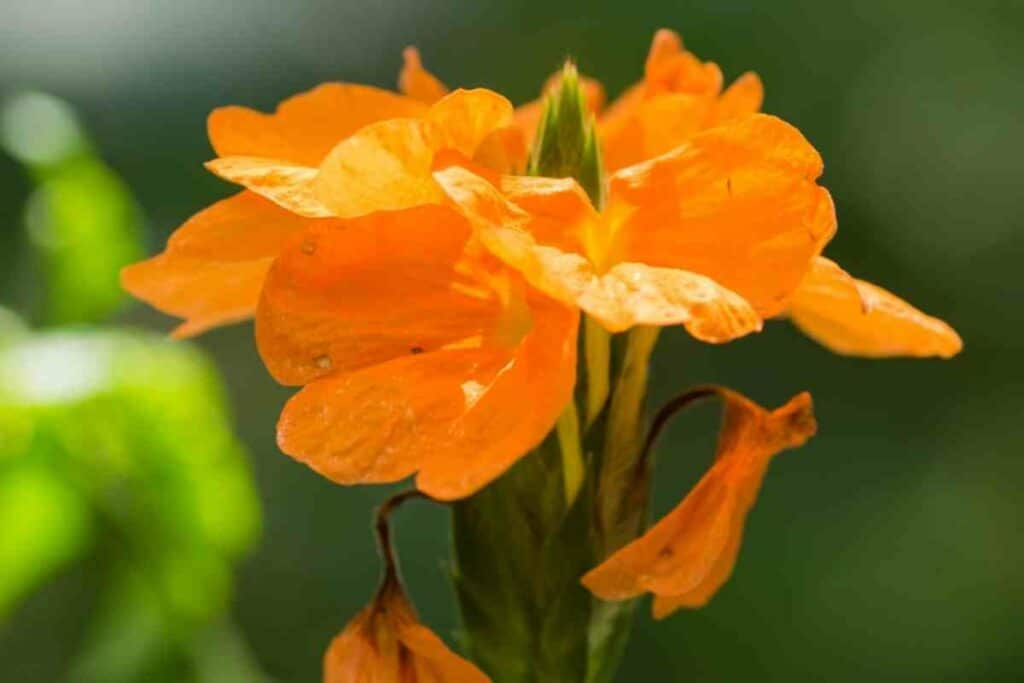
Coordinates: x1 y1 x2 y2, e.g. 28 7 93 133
1 93 143 327
0 325 264 680
0 88 265 680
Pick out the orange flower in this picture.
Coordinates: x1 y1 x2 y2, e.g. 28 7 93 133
585 28 962 356
123 84 576 500
206 88 521 219
324 578 488 683
581 388 817 618
410 34 958 358
598 29 764 172
301 102 831 345
122 86 519 338
433 112 835 338
263 207 577 500
391 37 847 342
326 491 489 682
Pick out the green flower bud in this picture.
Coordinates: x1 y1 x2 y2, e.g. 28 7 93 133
527 63 605 209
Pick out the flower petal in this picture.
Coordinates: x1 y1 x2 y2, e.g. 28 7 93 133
256 205 503 386
498 175 594 251
625 94 718 167
415 295 578 499
276 297 576 500
125 257 272 339
715 72 764 123
472 125 528 174
311 89 515 218
208 83 426 166
597 84 646 172
435 166 761 341
278 348 504 487
644 29 723 97
612 114 836 316
787 257 963 358
581 389 816 616
313 118 444 218
399 623 491 682
205 157 333 217
398 46 450 104
599 30 762 172
426 89 515 159
324 582 488 683
121 191 313 337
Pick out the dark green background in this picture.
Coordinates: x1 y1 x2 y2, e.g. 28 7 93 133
2 0 1022 680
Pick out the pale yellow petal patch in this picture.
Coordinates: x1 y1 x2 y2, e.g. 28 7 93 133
313 118 444 218
205 157 333 217
426 88 515 159
788 257 963 358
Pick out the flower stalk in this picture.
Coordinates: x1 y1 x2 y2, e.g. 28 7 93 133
117 29 965 681
451 64 654 683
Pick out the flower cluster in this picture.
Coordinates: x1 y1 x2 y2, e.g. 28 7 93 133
123 29 961 680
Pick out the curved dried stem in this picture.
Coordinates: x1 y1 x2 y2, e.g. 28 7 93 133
373 489 436 591
639 385 721 466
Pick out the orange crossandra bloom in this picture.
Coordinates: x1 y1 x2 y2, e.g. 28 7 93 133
432 112 835 337
250 91 828 344
590 28 962 357
122 85 576 501
581 388 817 618
397 30 961 357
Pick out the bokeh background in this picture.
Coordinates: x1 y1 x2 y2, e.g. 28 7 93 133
2 0 1022 680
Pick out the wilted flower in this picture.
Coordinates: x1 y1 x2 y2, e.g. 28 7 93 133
325 579 488 682
582 388 816 616
324 492 489 682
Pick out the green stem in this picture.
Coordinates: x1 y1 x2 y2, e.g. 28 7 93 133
583 317 611 428
451 64 661 683
557 403 585 506
597 326 659 555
